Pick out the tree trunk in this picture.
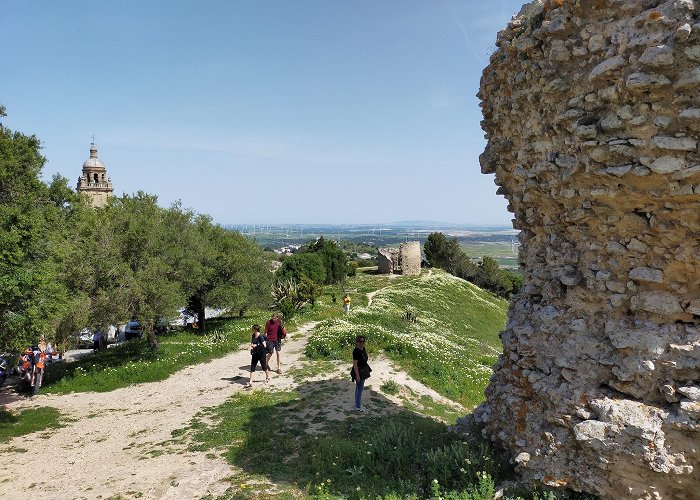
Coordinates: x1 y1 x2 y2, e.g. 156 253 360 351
147 325 158 350
197 304 206 332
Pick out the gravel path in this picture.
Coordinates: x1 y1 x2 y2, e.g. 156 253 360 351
0 320 461 499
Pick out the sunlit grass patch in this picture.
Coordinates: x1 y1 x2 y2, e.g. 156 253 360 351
305 269 508 408
288 359 339 384
380 379 400 395
0 407 64 443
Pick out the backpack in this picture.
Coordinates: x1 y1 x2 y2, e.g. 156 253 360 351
279 324 287 339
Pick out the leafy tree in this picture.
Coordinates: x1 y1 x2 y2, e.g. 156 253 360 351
475 257 513 298
297 275 321 307
60 193 192 349
454 252 478 281
305 236 349 284
276 252 326 284
0 112 74 350
424 232 517 298
185 220 271 331
424 232 471 275
504 270 523 295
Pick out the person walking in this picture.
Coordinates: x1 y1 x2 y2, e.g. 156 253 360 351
343 294 351 314
351 335 371 412
264 313 284 374
245 324 269 388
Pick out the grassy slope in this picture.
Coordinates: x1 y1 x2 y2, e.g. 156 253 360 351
306 269 508 408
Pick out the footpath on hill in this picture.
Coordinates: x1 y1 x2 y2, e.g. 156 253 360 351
0 319 462 499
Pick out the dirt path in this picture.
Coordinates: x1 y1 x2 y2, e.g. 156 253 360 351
0 320 461 499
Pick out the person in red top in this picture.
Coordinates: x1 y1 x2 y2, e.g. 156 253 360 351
264 312 284 374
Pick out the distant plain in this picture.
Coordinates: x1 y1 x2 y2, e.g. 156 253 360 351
227 222 520 268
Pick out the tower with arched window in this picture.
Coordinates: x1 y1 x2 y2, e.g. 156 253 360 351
77 142 114 207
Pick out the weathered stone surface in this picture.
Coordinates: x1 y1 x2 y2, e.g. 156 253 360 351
589 55 626 81
675 68 700 88
687 299 700 315
630 291 683 315
650 155 686 173
628 267 664 283
377 241 420 276
639 45 674 67
651 136 698 151
469 1 700 498
626 72 671 90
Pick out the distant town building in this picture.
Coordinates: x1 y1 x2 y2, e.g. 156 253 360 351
77 142 113 207
377 241 421 276
273 244 301 255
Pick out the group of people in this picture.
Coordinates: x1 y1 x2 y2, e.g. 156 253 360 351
245 308 372 412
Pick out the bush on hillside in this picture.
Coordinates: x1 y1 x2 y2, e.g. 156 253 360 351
424 232 519 298
305 236 350 284
277 252 326 284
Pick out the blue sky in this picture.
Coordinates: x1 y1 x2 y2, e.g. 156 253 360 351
1 0 526 226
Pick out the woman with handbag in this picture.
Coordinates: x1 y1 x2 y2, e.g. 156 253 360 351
351 335 371 412
245 324 269 388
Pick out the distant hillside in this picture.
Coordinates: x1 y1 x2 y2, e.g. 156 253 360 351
307 269 509 408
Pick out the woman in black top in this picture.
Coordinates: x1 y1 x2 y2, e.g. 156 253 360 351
245 324 269 388
352 335 370 411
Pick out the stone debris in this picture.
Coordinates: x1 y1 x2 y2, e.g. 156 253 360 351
470 0 700 498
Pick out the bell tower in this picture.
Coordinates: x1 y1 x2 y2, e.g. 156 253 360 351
77 141 113 207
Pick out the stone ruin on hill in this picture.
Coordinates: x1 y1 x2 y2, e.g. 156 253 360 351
471 0 700 498
377 241 421 276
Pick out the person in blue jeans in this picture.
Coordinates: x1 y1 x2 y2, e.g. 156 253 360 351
351 335 371 412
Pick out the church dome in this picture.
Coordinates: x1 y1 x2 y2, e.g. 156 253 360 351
83 144 106 170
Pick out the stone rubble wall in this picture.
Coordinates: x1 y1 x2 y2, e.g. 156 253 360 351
474 0 700 498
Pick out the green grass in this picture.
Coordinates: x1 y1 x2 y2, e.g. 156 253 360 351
305 269 508 408
380 379 400 395
0 407 64 443
181 389 511 499
42 313 272 394
459 242 518 269
288 359 338 384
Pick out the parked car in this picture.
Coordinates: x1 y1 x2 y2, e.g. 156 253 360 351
124 319 143 340
77 328 93 349
154 317 171 335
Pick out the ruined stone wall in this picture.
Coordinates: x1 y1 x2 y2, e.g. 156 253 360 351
399 241 421 276
378 242 421 275
475 1 700 498
377 248 397 274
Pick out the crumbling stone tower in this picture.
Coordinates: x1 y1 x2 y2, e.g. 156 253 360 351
476 1 700 498
377 241 421 275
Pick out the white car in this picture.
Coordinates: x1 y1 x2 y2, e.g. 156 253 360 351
77 328 93 348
